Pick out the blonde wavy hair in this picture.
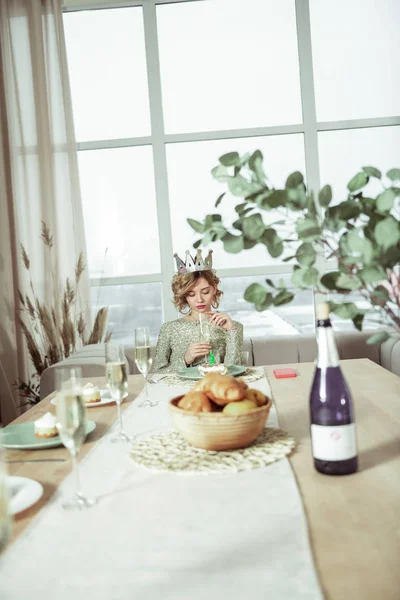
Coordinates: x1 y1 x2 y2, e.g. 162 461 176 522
172 270 223 313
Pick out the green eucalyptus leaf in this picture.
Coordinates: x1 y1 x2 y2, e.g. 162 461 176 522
228 175 262 197
193 239 202 249
273 290 295 306
346 230 374 264
265 279 275 288
235 203 247 214
202 230 213 246
232 219 243 232
287 186 307 208
248 150 265 184
335 273 363 290
387 168 400 181
295 218 322 241
296 242 316 267
285 171 304 189
282 255 296 262
359 266 386 284
380 246 400 269
222 233 244 254
377 189 395 212
347 172 368 192
337 200 361 220
352 312 365 331
211 165 230 182
362 166 381 179
244 283 267 304
187 218 205 234
370 285 390 305
318 185 332 207
329 302 358 319
266 190 287 209
241 214 265 240
243 238 258 249
215 193 225 208
367 331 390 345
291 266 318 288
262 228 284 258
219 152 240 167
255 293 274 312
374 217 400 250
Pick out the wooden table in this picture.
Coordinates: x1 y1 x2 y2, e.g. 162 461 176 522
265 359 400 600
4 359 400 599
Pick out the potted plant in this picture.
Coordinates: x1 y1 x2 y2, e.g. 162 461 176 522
187 150 400 342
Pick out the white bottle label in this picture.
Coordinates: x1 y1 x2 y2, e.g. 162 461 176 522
311 424 357 461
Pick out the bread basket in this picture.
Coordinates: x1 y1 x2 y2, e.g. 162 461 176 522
168 396 272 451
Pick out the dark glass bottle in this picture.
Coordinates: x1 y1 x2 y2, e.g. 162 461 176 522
310 303 358 475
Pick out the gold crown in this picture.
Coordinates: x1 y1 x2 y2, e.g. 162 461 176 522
174 249 213 273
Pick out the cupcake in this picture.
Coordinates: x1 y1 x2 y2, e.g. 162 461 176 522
34 412 58 438
82 383 101 404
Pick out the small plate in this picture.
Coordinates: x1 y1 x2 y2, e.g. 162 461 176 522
6 476 44 515
0 421 96 450
176 365 247 380
50 389 128 408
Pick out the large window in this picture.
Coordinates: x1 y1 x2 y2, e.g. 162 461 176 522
63 0 400 344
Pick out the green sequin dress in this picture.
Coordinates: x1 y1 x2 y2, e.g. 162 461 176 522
153 319 244 373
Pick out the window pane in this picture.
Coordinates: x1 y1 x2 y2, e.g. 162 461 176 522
78 147 161 277
167 134 305 269
310 0 400 121
90 283 162 345
318 126 400 204
157 0 302 133
63 8 150 141
220 274 314 338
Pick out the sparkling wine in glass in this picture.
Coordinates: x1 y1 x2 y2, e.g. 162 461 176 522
0 441 11 554
105 343 132 443
199 313 212 364
134 327 157 408
55 367 96 509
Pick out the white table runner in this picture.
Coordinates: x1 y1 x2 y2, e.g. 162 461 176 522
0 374 323 599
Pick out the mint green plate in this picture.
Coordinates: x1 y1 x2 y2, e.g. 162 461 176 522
176 365 246 380
0 420 96 450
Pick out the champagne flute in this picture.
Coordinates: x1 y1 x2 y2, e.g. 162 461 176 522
55 367 96 510
199 313 212 364
105 343 132 443
134 327 157 408
0 440 11 554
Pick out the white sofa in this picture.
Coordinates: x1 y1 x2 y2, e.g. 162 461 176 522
39 331 400 399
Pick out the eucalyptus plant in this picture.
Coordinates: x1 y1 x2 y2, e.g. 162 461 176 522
187 150 400 343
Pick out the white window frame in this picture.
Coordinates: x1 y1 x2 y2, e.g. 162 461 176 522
63 0 400 325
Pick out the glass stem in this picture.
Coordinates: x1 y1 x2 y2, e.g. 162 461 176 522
117 400 124 434
71 452 82 499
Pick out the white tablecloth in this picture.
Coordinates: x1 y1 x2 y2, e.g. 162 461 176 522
0 374 323 599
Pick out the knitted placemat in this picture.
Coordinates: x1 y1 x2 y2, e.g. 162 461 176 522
161 367 264 389
130 427 296 475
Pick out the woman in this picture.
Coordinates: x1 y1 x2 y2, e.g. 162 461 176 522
153 267 243 373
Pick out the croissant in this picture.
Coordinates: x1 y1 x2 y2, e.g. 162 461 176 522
193 373 247 406
177 391 212 413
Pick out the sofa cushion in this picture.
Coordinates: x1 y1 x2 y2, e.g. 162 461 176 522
381 335 400 376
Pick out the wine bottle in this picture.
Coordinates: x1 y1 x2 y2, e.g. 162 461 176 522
310 303 358 475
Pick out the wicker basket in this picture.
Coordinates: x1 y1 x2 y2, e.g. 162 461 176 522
168 396 272 451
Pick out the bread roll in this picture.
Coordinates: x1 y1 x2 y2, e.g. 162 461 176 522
194 373 247 406
177 391 212 413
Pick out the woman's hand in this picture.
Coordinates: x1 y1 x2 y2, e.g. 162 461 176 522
184 342 211 366
206 311 235 331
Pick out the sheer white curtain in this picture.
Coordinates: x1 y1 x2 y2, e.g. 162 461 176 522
0 0 89 424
